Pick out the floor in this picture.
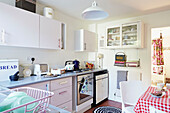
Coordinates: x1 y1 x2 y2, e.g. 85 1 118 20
84 100 122 113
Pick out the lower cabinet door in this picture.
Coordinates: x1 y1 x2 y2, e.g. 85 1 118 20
58 101 72 112
96 79 103 104
102 78 108 99
51 86 72 106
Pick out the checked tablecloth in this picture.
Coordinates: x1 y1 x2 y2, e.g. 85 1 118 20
134 87 170 113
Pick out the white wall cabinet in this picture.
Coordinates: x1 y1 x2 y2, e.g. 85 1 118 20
0 2 39 48
0 2 66 50
75 29 97 52
105 21 144 49
40 16 62 50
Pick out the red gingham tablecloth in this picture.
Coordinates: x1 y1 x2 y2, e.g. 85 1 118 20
134 87 170 113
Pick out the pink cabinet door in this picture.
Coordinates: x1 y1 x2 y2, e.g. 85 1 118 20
51 77 72 91
25 81 50 91
51 86 72 106
58 101 72 112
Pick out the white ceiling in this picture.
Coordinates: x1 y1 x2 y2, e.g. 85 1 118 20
37 0 170 22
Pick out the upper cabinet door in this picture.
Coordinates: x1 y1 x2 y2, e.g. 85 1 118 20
75 29 97 52
40 16 61 49
0 3 39 48
84 30 97 52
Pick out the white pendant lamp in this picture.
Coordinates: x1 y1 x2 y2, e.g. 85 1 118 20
82 1 109 20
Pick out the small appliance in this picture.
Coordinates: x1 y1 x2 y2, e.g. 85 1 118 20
16 0 36 13
73 59 80 71
65 61 74 72
34 64 49 75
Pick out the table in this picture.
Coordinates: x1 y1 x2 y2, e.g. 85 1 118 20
134 87 170 113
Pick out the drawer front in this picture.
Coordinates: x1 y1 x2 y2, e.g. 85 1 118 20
25 81 50 91
96 74 108 80
58 101 72 112
51 86 72 106
51 77 72 90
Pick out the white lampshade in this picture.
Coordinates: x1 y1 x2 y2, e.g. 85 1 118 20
98 53 104 59
82 1 109 20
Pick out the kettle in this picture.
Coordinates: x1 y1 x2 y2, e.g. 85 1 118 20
65 61 74 72
73 59 80 71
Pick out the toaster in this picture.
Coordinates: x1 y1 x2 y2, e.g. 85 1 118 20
34 64 49 75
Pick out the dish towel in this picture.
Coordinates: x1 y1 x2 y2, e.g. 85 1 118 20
80 77 88 94
117 70 128 89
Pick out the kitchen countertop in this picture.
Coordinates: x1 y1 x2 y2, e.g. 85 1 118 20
0 69 107 88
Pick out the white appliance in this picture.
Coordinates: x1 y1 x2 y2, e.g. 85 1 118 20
0 59 19 81
93 70 108 106
43 7 54 19
34 64 49 75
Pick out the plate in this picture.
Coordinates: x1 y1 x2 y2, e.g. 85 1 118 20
150 92 166 98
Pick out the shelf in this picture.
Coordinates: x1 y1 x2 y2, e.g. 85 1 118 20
152 73 164 76
108 33 120 35
122 30 137 34
123 39 137 41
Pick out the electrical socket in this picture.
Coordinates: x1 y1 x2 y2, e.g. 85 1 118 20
27 56 36 61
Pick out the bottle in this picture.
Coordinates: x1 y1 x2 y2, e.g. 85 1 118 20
163 83 167 91
160 32 162 40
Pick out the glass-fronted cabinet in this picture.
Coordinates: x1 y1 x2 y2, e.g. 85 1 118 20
106 21 144 49
106 26 121 48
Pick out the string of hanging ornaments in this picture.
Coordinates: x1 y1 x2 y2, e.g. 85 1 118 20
82 1 109 20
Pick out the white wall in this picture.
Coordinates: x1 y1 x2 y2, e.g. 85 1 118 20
0 1 89 75
90 9 170 101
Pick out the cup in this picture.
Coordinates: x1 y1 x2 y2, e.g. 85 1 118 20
157 83 164 91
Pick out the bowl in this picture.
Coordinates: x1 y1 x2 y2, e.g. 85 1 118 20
84 61 95 69
9 75 19 81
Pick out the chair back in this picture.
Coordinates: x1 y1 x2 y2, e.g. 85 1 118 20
120 81 145 106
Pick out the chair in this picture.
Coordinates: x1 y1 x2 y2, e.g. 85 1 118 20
120 81 145 113
149 106 166 113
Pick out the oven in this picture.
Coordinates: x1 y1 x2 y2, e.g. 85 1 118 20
77 73 93 105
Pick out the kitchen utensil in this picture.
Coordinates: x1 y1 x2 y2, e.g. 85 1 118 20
9 71 19 81
65 60 74 72
73 59 80 71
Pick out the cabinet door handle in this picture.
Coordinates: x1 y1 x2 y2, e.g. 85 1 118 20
58 39 61 48
1 29 5 44
84 43 86 50
46 84 49 91
59 91 67 95
59 81 68 85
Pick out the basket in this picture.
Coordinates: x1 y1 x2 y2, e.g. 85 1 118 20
0 87 54 113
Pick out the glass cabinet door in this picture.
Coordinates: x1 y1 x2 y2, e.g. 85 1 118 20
122 23 138 47
107 27 120 47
